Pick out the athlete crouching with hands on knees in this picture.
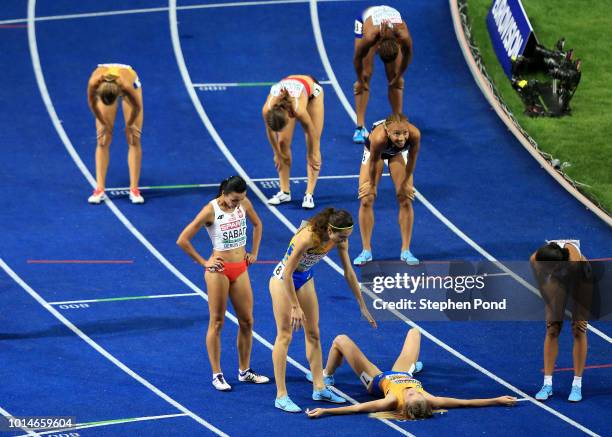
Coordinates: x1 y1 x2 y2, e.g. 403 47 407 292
177 176 269 391
270 208 377 412
354 113 420 266
306 328 516 419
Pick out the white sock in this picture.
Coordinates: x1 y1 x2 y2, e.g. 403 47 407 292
323 370 332 377
543 375 553 386
572 376 582 388
213 372 223 379
239 368 249 375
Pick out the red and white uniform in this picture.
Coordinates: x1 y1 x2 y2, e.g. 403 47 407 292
206 200 247 251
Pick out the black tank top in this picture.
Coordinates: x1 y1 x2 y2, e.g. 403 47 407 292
365 120 410 159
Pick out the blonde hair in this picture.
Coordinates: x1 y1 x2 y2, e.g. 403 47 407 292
384 113 409 126
98 81 120 105
370 393 434 421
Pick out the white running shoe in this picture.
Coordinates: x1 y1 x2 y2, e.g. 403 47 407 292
129 188 144 204
212 373 232 391
238 368 270 384
268 191 291 205
88 188 106 204
302 193 315 209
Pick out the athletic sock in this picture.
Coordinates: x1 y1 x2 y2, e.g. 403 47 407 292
572 376 582 387
239 368 250 376
323 370 332 377
543 375 553 386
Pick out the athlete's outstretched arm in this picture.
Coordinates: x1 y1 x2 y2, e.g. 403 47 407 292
429 395 516 409
307 396 394 418
337 241 377 328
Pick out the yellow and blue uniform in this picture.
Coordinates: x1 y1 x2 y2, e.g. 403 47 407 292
371 372 427 409
98 63 141 89
272 223 335 290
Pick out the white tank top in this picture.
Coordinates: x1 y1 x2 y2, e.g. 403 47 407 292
363 6 403 26
205 199 248 251
547 239 582 257
269 79 302 112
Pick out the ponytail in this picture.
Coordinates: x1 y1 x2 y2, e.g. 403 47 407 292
266 88 292 132
308 208 354 242
217 175 247 197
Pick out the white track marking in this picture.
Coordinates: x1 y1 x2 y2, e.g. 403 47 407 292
169 2 413 436
309 0 611 345
172 0 599 434
0 406 40 436
15 413 188 437
1 259 227 436
192 80 333 87
105 173 390 191
26 1 229 434
48 293 200 305
0 0 351 25
308 1 602 433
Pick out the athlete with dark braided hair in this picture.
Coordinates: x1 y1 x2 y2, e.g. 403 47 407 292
353 6 413 143
530 240 593 402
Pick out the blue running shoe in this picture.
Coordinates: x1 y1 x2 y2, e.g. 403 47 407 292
535 384 553 401
353 127 369 144
568 385 582 402
275 395 302 413
413 361 424 374
353 250 373 266
400 250 419 265
306 371 335 386
313 387 346 404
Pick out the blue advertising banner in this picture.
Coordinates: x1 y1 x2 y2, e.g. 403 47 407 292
487 0 537 77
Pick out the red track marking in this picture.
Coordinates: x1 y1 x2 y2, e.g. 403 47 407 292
542 363 612 373
0 24 27 28
590 257 612 261
253 260 280 264
27 260 134 264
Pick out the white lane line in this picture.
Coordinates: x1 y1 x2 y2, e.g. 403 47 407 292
173 0 600 430
311 1 612 345
0 0 351 25
0 406 40 436
1 259 227 437
105 173 390 192
192 80 333 87
24 0 396 434
169 2 413 436
48 293 200 305
309 1 603 434
26 2 227 434
15 413 189 437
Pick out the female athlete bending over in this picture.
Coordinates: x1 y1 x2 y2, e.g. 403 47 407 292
270 208 377 412
262 74 324 209
307 328 516 420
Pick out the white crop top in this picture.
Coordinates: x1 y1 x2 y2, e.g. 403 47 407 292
363 6 403 26
268 79 302 112
205 200 247 251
